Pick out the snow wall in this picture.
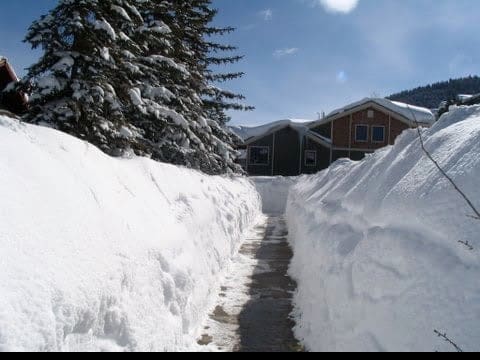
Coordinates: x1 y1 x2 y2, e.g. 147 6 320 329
0 115 261 352
286 106 480 352
251 177 297 215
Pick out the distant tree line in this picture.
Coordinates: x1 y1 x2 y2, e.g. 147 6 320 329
388 76 480 109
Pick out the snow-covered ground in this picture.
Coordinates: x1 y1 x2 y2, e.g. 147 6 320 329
0 115 261 352
287 105 480 352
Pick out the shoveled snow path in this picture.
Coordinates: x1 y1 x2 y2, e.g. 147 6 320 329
197 215 301 352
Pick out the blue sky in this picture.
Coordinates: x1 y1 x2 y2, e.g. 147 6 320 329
1 0 480 125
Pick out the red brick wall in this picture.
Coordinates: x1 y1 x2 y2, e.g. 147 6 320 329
332 107 410 150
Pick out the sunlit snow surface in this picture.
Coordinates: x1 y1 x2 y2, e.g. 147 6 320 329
0 115 261 352
287 105 480 352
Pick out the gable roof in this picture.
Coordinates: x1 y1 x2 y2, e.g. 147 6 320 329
230 119 313 143
230 119 332 148
0 57 20 85
310 98 436 128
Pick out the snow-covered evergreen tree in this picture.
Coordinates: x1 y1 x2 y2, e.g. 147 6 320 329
22 0 249 174
123 0 214 171
21 0 149 156
163 0 252 174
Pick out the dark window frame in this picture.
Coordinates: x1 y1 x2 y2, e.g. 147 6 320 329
372 125 386 143
355 124 369 143
248 146 270 166
305 150 317 167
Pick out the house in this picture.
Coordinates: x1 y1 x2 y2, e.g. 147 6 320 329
309 98 435 164
231 119 331 176
232 98 435 177
0 57 28 115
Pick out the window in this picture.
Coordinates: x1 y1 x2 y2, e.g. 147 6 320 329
249 146 270 166
372 126 385 143
305 150 317 167
355 125 369 142
367 110 374 119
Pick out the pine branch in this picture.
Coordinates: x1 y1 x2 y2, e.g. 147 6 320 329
205 42 237 52
434 330 464 352
207 72 245 82
206 55 244 65
205 26 235 35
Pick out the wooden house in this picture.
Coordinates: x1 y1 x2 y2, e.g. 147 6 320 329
232 98 435 176
0 57 28 115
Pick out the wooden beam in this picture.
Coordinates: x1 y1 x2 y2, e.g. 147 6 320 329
271 132 276 176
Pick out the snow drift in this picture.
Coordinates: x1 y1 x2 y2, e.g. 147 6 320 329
251 177 297 215
0 115 261 352
287 106 480 352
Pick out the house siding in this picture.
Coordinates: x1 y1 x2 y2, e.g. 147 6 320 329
332 116 350 148
311 122 331 139
390 118 410 145
273 127 301 176
246 126 330 176
332 150 350 163
301 138 331 174
332 107 410 150
351 108 389 150
246 134 274 176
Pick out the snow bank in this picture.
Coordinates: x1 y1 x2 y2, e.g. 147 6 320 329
0 115 261 352
287 106 480 352
251 177 297 215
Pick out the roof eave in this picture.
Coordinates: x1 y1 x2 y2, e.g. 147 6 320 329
309 100 434 128
243 123 292 145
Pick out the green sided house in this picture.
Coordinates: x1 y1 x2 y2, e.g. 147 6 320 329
231 98 435 177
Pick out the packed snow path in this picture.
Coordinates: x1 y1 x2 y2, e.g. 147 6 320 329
198 216 302 352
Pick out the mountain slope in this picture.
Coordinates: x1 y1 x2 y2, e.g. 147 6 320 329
388 76 480 109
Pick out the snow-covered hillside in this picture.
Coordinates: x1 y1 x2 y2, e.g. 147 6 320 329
0 115 261 352
287 106 480 352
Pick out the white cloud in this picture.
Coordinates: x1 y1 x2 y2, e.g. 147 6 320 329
316 0 359 14
258 9 273 21
273 48 299 58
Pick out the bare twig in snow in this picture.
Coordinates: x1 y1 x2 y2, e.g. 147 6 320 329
434 330 464 352
407 105 479 250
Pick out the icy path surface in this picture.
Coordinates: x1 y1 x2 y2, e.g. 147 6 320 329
197 215 301 352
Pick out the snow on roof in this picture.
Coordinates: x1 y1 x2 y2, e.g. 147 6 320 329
458 93 480 105
230 119 314 142
313 98 436 127
457 94 474 102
